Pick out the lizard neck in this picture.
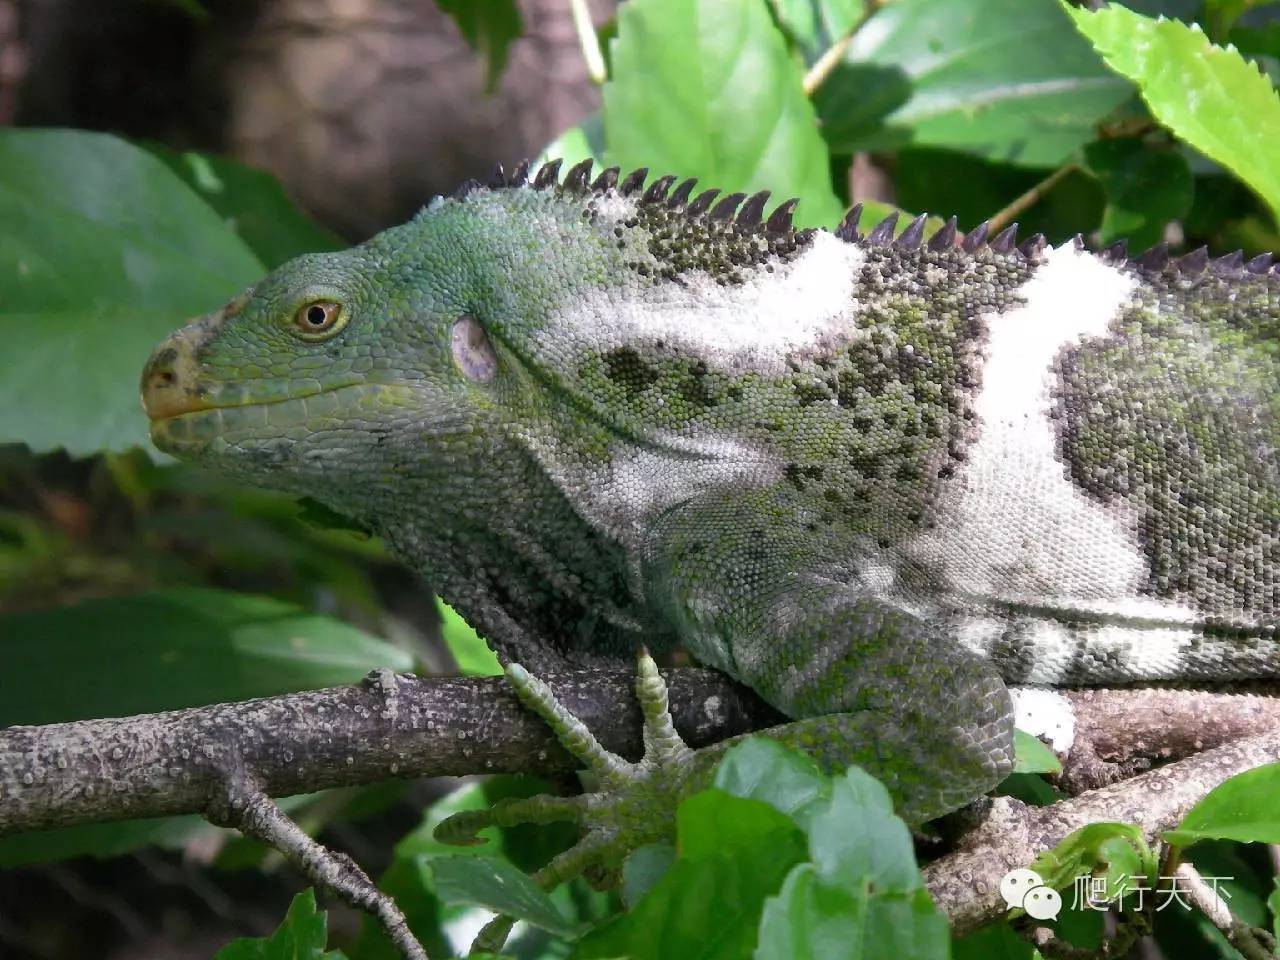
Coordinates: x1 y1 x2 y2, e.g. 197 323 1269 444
344 442 668 667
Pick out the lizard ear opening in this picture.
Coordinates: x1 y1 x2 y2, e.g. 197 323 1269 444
451 315 498 384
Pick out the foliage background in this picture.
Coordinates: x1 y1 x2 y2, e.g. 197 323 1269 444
3 0 1280 958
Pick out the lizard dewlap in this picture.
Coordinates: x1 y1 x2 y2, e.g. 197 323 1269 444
141 159 1280 877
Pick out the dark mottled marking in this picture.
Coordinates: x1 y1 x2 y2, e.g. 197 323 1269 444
622 197 813 284
984 619 1038 683
1053 273 1280 619
603 346 661 398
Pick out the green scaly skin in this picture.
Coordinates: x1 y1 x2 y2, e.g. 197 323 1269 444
142 159 1280 948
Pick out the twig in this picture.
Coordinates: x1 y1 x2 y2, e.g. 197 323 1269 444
801 0 882 97
569 0 606 86
985 163 1077 235
1176 862 1278 960
925 724 1280 935
207 777 427 960
1024 908 1149 959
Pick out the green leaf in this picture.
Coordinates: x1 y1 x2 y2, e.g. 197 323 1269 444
756 767 948 960
155 0 210 20
436 0 523 92
951 919 1038 960
437 599 502 676
0 815 220 869
352 776 580 959
895 147 1105 242
1065 3 1280 225
1204 0 1253 41
1228 21 1280 62
804 767 921 890
539 114 606 170
574 790 807 959
148 146 343 268
1032 822 1154 908
712 737 831 824
756 865 864 960
1164 763 1280 847
1013 729 1063 776
622 843 677 908
603 0 843 227
757 864 948 960
429 855 579 938
770 0 863 63
294 497 372 538
395 776 578 870
0 129 265 456
815 0 1132 167
215 889 345 960
0 587 413 727
1184 839 1272 928
1082 138 1193 250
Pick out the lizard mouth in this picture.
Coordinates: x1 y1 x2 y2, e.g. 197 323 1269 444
147 382 392 455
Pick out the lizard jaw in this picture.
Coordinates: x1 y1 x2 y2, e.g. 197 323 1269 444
146 382 402 456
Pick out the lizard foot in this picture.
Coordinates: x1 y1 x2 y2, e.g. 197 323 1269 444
434 649 699 954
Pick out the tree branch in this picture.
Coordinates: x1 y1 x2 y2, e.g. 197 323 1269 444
207 777 427 960
1175 862 1277 960
0 667 778 835
3 670 1279 942
926 723 1280 935
1059 684 1280 793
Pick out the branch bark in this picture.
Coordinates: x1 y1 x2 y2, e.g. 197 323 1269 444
926 722 1280 935
207 779 427 960
0 667 779 835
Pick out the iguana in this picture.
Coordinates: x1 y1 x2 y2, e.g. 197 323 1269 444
141 158 1280 945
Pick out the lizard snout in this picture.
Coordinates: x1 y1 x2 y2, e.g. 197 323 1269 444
140 332 214 420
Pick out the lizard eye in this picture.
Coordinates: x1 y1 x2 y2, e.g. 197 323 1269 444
293 300 346 340
451 315 497 383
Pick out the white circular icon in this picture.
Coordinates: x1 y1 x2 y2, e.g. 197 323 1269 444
1022 885 1063 921
999 868 1045 911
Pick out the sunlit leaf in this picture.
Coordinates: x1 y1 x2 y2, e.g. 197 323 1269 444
575 790 806 959
1164 763 1280 847
1066 2 1280 224
148 146 343 268
817 0 1131 166
214 890 346 959
604 0 843 227
437 599 502 676
1013 729 1063 776
430 855 579 937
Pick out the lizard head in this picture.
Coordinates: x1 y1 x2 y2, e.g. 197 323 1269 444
141 202 523 515
139 161 664 534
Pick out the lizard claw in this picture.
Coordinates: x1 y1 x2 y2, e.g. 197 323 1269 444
435 648 701 954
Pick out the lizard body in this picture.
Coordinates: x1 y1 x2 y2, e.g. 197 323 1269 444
141 159 1280 857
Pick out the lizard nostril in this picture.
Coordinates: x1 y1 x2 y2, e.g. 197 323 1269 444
141 343 207 420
